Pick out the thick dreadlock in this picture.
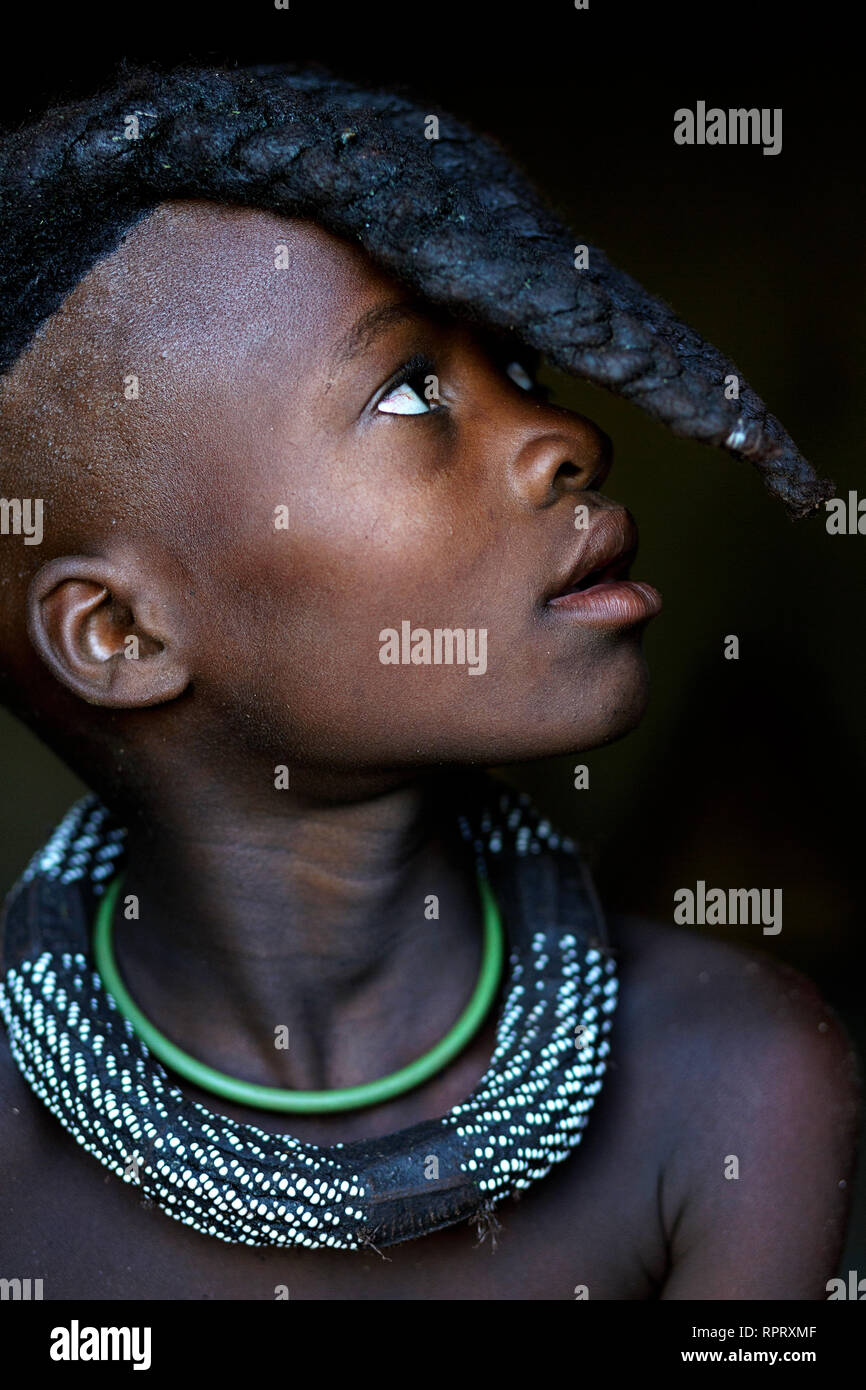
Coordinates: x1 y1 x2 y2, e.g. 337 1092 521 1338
0 62 832 520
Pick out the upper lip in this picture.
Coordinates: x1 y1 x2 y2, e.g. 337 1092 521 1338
545 509 639 602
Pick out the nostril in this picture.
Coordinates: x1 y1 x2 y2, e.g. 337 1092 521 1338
555 460 580 485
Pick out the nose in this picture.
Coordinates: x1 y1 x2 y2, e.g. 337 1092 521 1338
508 415 613 508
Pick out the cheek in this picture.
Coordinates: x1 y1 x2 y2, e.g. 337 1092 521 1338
194 460 651 765
200 501 478 753
275 479 489 646
235 583 649 769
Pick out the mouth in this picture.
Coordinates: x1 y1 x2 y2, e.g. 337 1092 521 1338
545 510 662 628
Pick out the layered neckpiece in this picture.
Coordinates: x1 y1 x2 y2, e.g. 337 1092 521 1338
0 778 618 1250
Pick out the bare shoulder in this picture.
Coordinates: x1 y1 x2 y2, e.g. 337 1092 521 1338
606 911 862 1136
0 1016 51 1260
0 1019 47 1172
0 1019 33 1128
605 913 862 1298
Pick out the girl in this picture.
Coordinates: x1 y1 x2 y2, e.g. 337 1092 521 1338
0 64 857 1299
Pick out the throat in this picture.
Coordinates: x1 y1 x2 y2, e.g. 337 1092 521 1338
110 797 487 1105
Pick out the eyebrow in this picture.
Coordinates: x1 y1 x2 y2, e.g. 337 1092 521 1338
328 300 432 370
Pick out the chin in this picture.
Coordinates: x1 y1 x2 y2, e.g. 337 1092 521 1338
477 650 651 766
552 646 652 755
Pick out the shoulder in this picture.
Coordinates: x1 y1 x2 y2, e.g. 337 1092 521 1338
0 1011 54 1263
605 914 862 1298
607 912 860 1099
0 1016 45 1163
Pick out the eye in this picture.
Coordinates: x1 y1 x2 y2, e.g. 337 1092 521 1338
506 361 534 391
375 353 441 416
377 381 434 415
504 357 551 402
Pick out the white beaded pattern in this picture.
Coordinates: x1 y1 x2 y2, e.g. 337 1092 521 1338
1 791 617 1249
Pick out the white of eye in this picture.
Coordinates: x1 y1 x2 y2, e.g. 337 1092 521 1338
377 382 432 415
506 361 534 391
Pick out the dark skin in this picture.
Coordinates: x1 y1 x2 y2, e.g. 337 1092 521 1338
0 204 859 1298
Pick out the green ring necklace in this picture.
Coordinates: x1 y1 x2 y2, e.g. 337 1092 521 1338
92 871 505 1114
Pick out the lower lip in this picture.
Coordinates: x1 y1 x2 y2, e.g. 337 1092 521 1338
546 579 663 628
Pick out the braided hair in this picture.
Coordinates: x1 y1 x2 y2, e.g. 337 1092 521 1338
0 62 832 520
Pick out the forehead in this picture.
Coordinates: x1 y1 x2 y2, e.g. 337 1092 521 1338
0 201 410 487
0 203 413 539
53 200 398 372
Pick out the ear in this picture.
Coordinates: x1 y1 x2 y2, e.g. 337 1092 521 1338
26 555 190 708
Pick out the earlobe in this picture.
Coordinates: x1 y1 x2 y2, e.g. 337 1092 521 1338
26 555 190 708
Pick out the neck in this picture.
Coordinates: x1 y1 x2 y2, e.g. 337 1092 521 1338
111 768 490 1128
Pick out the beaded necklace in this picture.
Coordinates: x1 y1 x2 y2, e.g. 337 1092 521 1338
0 778 618 1249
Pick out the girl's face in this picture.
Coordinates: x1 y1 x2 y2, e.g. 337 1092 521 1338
16 200 662 778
